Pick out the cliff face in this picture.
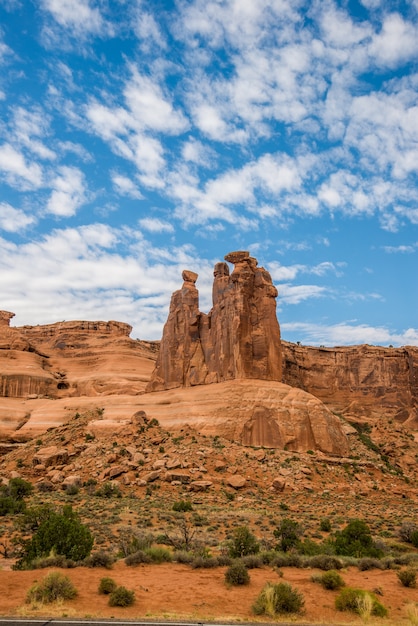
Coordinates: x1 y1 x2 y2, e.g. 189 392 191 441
146 251 282 391
0 312 157 401
282 342 418 427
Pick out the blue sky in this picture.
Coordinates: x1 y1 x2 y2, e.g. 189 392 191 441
0 0 417 346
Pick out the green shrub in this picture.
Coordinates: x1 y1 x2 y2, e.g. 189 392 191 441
398 568 417 588
108 585 135 607
320 518 332 532
253 582 304 616
2 477 33 500
144 546 172 563
299 538 324 555
0 496 26 516
95 482 122 498
99 577 117 595
26 571 77 603
334 519 383 558
319 570 345 590
273 518 303 552
225 561 250 586
0 477 33 516
411 531 418 549
228 526 259 558
335 587 387 617
17 505 93 568
172 500 193 512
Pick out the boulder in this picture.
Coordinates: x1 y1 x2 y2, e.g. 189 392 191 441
227 474 247 489
33 446 68 468
189 480 212 492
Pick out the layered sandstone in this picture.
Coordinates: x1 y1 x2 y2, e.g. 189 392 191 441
0 314 157 402
146 251 282 391
282 342 418 428
16 380 349 455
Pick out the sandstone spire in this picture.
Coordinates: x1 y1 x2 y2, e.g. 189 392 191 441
146 251 282 391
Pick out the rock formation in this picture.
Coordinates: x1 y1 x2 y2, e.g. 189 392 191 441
146 251 282 391
282 342 418 428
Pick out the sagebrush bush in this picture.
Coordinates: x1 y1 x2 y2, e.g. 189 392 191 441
318 570 345 590
30 555 75 569
253 582 304 616
320 518 332 532
271 552 303 568
125 550 152 566
399 522 418 543
335 587 387 617
358 557 384 571
397 568 417 588
216 554 232 567
225 561 250 586
191 556 219 568
84 549 114 569
108 585 135 607
173 550 195 564
98 577 117 595
172 499 193 512
241 554 263 569
306 554 343 570
26 572 77 604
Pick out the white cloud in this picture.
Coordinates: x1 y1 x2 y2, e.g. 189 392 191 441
282 321 418 347
0 202 36 232
268 260 343 282
12 106 56 160
0 224 206 339
0 143 43 189
41 0 105 35
111 172 143 199
46 166 86 217
383 243 417 253
369 13 418 68
124 67 189 134
85 67 189 187
279 284 327 305
139 218 174 233
134 9 167 50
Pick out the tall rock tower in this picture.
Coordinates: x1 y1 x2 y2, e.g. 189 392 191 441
146 251 282 391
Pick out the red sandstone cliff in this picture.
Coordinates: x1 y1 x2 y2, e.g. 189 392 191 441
282 342 418 428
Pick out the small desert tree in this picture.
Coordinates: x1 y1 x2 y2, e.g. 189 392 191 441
274 518 303 552
228 525 260 558
17 504 93 568
334 519 382 558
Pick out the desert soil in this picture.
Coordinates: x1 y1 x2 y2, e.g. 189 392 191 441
0 561 417 624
